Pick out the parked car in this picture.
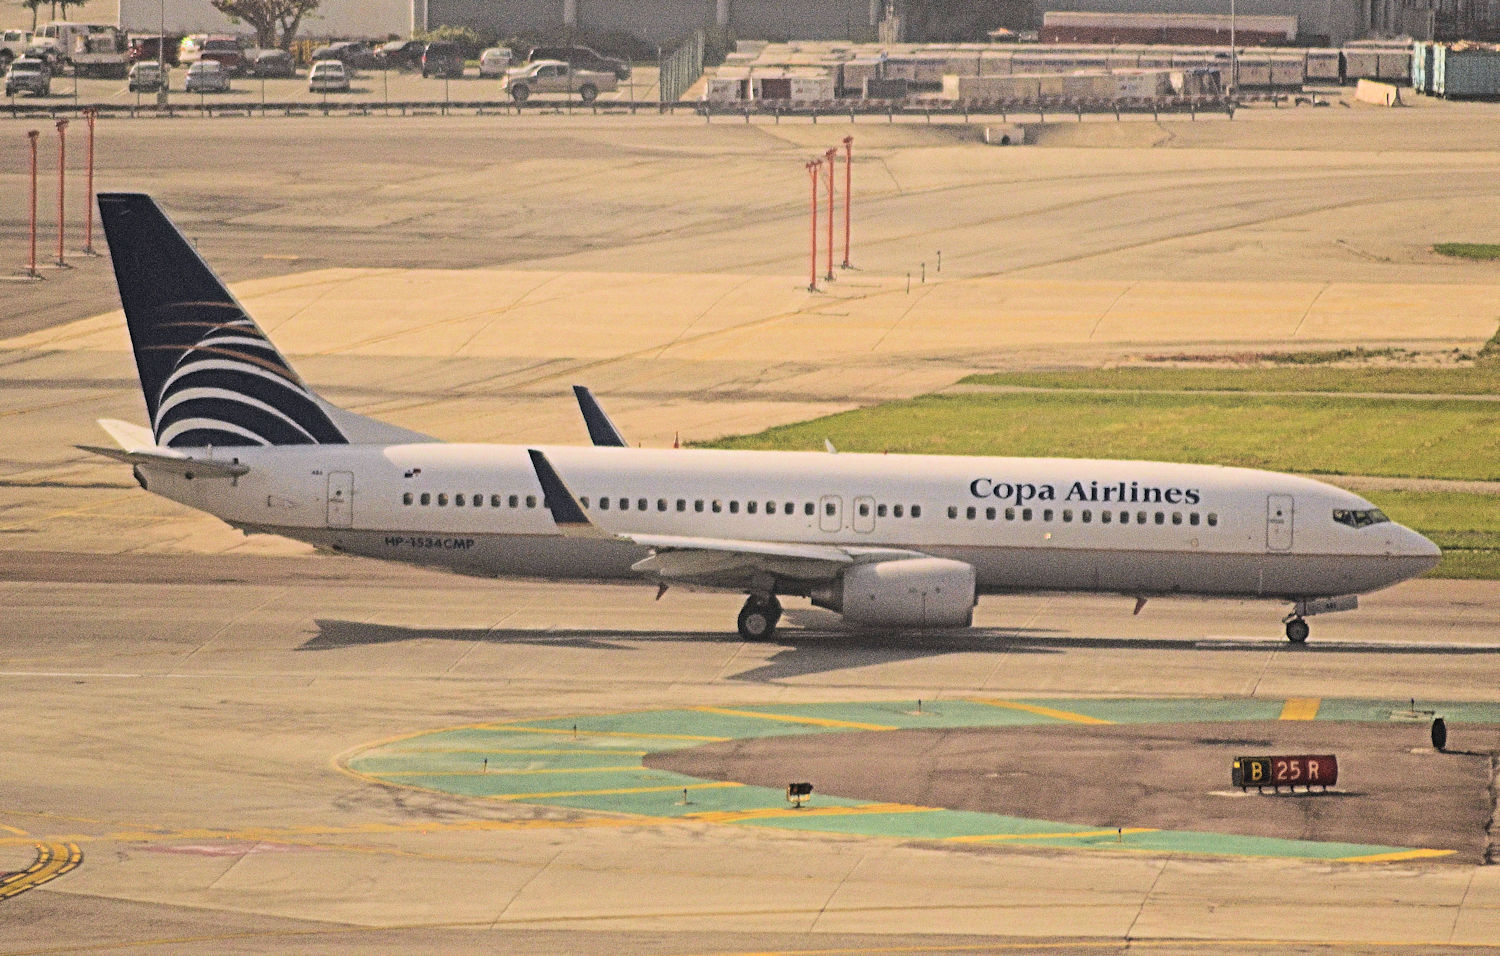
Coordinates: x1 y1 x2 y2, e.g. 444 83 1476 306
375 39 424 71
245 48 293 78
5 56 49 96
478 46 512 77
184 59 229 92
127 60 164 92
197 35 245 75
420 41 463 78
502 59 617 102
309 40 376 72
526 44 629 80
128 35 180 66
307 59 349 92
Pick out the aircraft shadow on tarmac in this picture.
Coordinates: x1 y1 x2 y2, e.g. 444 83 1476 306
302 613 1492 683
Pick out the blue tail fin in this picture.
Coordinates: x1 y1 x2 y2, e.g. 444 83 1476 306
97 192 348 449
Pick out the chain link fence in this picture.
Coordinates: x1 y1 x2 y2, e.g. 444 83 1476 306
658 30 704 106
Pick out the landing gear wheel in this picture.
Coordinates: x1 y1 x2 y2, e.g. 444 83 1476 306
1285 618 1310 644
737 595 781 641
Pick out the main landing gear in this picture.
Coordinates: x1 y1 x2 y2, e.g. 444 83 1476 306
737 594 782 641
1283 616 1310 644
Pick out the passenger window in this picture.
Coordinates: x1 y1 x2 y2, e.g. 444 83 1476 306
729 501 739 514
695 500 704 513
1190 513 1200 526
638 498 647 511
455 494 464 507
966 506 976 520
1207 513 1218 526
877 504 887 518
747 501 757 514
619 498 629 511
859 503 870 517
911 505 921 517
947 506 958 519
765 501 776 515
420 493 430 505
893 504 904 518
785 502 794 515
657 499 667 512
1172 512 1182 525
713 500 723 513
1101 511 1111 524
1005 507 1015 521
599 497 610 510
985 507 995 520
824 502 835 516
509 495 519 508
402 492 413 505
491 494 502 507
526 495 536 508
1137 511 1147 524
1154 512 1165 525
473 494 482 507
1062 510 1072 522
1082 510 1092 523
677 499 686 512
1043 509 1053 522
438 493 448 506
1022 508 1032 521
581 496 590 508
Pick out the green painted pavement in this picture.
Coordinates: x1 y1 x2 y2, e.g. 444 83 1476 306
344 697 1500 862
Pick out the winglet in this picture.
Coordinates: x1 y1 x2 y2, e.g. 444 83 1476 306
527 449 610 537
572 386 629 447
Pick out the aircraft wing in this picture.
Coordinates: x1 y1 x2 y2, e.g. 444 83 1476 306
528 447 926 589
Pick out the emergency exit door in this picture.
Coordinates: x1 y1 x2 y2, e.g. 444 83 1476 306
327 472 353 528
1266 494 1293 551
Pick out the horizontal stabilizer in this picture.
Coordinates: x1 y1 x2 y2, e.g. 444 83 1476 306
76 444 250 479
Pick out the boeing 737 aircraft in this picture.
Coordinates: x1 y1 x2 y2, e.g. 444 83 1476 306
82 194 1441 644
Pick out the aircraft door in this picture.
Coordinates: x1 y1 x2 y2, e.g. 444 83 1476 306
1266 494 1293 551
327 471 353 528
852 495 875 533
819 495 843 533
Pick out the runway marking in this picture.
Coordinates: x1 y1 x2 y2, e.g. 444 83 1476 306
489 781 742 801
686 803 939 824
0 842 82 901
947 828 1158 844
690 706 897 732
1280 697 1322 720
376 765 644 777
1336 848 1456 863
385 747 649 756
491 726 729 742
967 698 1115 725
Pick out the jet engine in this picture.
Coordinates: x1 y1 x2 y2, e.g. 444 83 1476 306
812 557 976 628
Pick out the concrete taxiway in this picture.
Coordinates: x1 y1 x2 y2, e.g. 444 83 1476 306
2 107 1500 951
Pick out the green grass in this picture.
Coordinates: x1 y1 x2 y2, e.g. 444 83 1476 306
960 366 1500 395
703 392 1500 482
1434 243 1500 261
1360 490 1500 579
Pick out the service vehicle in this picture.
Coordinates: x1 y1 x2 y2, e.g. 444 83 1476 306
87 194 1445 646
526 44 629 79
127 35 180 67
308 59 349 92
503 59 617 102
127 60 164 92
420 41 463 78
478 46 512 77
0 29 34 68
184 59 229 92
5 56 50 95
33 22 129 77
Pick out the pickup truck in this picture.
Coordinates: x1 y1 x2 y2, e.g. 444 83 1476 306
502 60 618 102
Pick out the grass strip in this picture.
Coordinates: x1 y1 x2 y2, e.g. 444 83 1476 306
1360 490 1500 579
1434 243 1500 261
960 366 1500 396
703 392 1500 482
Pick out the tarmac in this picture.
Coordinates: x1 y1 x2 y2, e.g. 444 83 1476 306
2 104 1500 952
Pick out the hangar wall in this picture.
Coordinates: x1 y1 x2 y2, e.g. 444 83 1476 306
424 0 879 43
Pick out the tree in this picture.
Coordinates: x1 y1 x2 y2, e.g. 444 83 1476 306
209 0 321 50
56 0 89 20
22 0 45 30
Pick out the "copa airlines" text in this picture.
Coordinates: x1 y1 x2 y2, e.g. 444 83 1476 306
969 479 1202 507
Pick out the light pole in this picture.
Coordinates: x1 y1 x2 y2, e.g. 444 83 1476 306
841 136 853 269
806 159 821 293
824 148 836 282
156 0 168 107
1229 0 1237 97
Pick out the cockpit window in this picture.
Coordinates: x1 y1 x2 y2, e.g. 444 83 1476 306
1333 508 1390 529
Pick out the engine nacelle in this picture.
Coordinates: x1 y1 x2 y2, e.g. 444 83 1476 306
813 557 976 629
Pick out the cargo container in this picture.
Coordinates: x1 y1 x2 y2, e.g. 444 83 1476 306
882 55 945 87
864 76 908 99
1411 41 1433 93
705 73 752 102
1433 44 1500 98
1306 48 1343 83
837 56 882 96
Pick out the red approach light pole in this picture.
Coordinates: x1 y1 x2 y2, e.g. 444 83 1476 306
824 147 836 282
806 159 821 292
26 130 40 278
82 108 97 255
841 135 853 269
54 119 68 268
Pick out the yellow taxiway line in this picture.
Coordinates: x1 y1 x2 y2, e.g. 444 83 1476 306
968 698 1115 725
690 706 897 732
0 842 82 900
1279 697 1322 720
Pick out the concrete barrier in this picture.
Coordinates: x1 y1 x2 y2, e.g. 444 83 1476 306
1355 78 1404 106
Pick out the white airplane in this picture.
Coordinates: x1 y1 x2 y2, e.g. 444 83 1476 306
82 194 1441 644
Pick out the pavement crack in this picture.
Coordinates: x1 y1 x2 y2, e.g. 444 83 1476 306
1124 858 1169 941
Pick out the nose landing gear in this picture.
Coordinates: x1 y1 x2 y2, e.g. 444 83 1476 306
737 594 783 641
1284 616 1310 644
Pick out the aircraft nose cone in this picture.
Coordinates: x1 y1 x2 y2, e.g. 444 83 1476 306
1400 525 1442 571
